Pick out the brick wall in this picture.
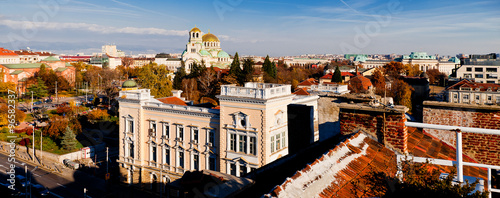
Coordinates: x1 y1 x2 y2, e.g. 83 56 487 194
339 103 408 154
423 101 500 166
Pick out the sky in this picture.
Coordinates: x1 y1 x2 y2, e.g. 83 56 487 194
0 0 498 57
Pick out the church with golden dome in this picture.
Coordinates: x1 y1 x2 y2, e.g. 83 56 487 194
181 26 232 72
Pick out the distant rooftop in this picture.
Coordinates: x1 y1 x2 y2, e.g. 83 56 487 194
219 82 292 100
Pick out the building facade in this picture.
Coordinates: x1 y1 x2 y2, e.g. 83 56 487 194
455 64 500 84
399 52 459 75
117 82 319 193
445 79 500 105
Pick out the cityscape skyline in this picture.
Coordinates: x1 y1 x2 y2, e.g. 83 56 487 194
0 0 498 56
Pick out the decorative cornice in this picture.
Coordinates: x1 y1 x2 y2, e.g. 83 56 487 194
144 106 220 118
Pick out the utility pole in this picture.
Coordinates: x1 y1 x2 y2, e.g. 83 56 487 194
55 81 58 103
32 125 35 162
86 82 88 103
40 129 43 165
106 147 109 174
31 91 33 112
25 166 27 198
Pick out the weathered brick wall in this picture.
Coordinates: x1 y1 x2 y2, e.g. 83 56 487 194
339 104 408 154
423 101 500 166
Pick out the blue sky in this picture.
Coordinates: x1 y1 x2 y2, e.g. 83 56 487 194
0 0 498 56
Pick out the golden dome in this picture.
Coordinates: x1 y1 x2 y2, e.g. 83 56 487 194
190 26 201 32
202 33 219 42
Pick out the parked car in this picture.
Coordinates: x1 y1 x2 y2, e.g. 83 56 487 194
63 159 79 170
31 184 50 197
33 101 42 105
44 99 52 103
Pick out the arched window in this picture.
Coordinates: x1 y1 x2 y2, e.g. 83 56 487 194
196 33 199 38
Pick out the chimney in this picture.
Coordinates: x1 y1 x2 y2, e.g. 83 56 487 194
355 64 358 76
339 103 409 154
172 90 183 99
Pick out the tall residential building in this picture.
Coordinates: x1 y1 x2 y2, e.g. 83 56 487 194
102 44 125 57
117 81 319 193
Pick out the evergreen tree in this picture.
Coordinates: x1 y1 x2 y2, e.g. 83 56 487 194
173 62 187 90
189 61 206 78
61 126 77 151
262 55 276 79
241 58 255 83
332 66 342 83
27 77 48 98
229 52 242 82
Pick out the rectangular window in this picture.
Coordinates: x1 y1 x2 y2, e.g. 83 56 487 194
463 95 469 100
475 74 484 78
487 81 496 84
463 74 472 78
230 134 237 151
476 95 480 101
177 125 184 141
179 151 184 168
128 143 134 158
230 164 236 176
208 130 215 144
486 68 497 72
164 148 170 165
239 135 247 153
149 121 156 136
488 96 492 101
127 120 134 133
163 123 169 138
240 165 247 176
249 137 256 155
271 136 275 153
276 134 281 151
453 94 458 99
281 132 286 148
466 67 472 72
192 128 199 143
193 154 199 170
151 146 157 162
209 156 216 171
475 67 483 72
487 74 498 79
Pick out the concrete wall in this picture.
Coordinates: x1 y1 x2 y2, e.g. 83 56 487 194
423 101 500 166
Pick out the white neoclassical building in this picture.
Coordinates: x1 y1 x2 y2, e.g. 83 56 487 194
181 26 232 72
117 81 319 194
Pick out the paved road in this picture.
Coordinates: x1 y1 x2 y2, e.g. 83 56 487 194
0 152 107 198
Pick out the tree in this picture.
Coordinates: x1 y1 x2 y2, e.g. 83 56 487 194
372 68 386 95
332 66 342 83
197 67 217 97
384 61 405 78
189 61 206 78
136 63 173 98
391 79 414 111
173 63 187 90
241 58 255 83
426 69 446 85
404 64 422 77
61 127 77 151
182 78 200 102
229 52 242 84
27 77 48 98
262 55 277 80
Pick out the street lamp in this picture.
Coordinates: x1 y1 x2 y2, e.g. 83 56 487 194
32 125 35 162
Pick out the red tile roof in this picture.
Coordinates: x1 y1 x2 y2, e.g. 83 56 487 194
297 78 318 86
157 96 187 106
0 48 19 56
212 67 229 75
349 75 373 90
320 73 333 79
341 72 355 77
14 50 38 55
292 87 310 95
447 79 500 92
267 128 488 197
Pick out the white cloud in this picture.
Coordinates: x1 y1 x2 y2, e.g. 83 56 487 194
0 19 188 36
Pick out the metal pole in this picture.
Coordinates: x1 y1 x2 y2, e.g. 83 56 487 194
32 125 35 162
86 82 88 103
31 91 33 112
25 166 27 198
456 130 463 183
106 147 109 174
40 130 43 165
55 81 58 103
488 168 492 198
